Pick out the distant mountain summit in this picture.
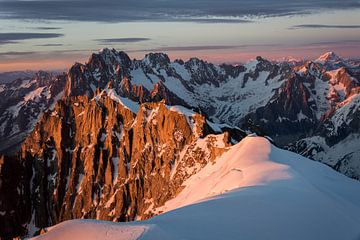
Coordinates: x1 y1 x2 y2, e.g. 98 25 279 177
316 51 341 63
0 70 36 84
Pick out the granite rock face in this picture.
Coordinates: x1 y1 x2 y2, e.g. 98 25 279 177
0 91 233 238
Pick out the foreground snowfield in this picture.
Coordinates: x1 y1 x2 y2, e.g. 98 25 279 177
32 137 360 240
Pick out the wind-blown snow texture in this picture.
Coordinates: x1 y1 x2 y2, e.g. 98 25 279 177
33 137 360 240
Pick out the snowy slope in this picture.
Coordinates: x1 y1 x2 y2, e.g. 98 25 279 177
32 136 360 240
288 134 360 179
32 220 148 240
0 71 66 154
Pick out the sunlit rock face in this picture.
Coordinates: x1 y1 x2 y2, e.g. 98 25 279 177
0 93 234 237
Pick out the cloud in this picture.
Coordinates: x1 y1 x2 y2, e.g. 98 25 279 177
0 32 64 45
33 27 62 30
96 38 151 44
290 24 360 29
35 43 64 47
0 51 38 56
308 40 360 45
0 0 359 23
172 18 251 24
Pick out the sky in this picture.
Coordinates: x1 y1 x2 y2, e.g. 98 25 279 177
0 0 359 72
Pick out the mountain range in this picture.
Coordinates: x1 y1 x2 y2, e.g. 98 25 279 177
0 49 359 238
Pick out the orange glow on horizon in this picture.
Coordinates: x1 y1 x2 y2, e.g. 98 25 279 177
0 47 358 72
0 58 86 72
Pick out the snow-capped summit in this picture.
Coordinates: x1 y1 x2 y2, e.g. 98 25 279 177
142 52 170 68
316 51 341 63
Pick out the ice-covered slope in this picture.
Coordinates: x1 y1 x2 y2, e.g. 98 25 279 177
33 136 360 240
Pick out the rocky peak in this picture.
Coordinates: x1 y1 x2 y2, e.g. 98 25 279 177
328 67 359 98
186 57 203 67
297 61 326 80
314 52 351 71
255 56 265 62
65 62 93 97
65 49 132 99
174 59 184 65
33 71 55 86
219 63 246 78
255 56 277 72
142 52 170 68
96 48 132 69
242 56 282 87
244 56 278 74
184 57 223 86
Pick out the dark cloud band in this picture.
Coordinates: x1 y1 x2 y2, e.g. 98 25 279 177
96 38 151 43
35 43 64 47
0 0 359 23
291 24 360 29
0 51 38 56
33 27 63 30
0 32 64 45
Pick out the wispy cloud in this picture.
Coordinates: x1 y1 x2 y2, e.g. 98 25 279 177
35 43 64 47
0 32 64 45
174 18 251 24
308 40 360 45
290 24 360 29
0 51 38 56
96 38 151 44
33 27 62 30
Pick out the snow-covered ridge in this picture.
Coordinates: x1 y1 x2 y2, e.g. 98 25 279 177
32 136 360 240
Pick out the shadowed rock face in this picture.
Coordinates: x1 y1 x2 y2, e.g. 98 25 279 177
243 73 316 145
0 154 31 237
